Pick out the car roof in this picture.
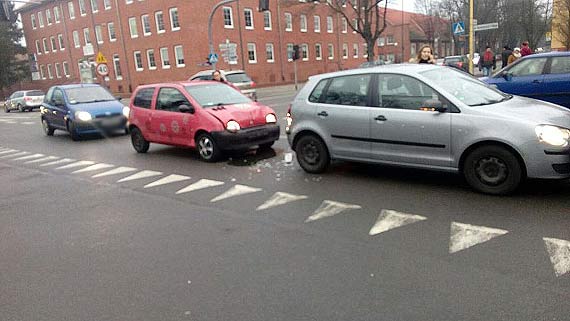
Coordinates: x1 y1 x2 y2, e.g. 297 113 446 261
309 63 440 80
192 69 246 76
135 80 225 90
56 83 103 89
522 51 570 58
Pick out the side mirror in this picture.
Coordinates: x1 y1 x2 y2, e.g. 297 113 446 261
178 104 195 114
503 72 513 81
422 99 446 112
52 99 64 107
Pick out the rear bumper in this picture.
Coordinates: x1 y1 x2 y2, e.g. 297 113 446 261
211 124 279 151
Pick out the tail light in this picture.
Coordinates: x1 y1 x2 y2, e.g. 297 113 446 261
24 97 32 101
285 105 293 134
250 81 256 88
457 62 463 68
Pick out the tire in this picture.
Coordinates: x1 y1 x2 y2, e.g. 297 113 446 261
42 118 54 136
18 104 24 113
295 134 330 174
463 145 523 195
196 133 221 162
131 127 150 153
258 141 275 150
4 105 9 113
67 121 81 141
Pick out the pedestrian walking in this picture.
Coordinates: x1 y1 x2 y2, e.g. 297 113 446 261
409 45 436 64
521 41 532 57
508 47 521 65
501 46 512 69
478 46 496 76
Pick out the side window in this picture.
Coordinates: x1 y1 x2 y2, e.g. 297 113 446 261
156 87 190 112
509 58 547 76
549 57 570 74
133 88 154 109
52 89 64 105
322 74 371 106
308 79 328 103
378 74 440 110
44 88 54 102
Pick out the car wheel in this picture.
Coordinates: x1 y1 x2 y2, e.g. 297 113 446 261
4 105 9 113
131 127 150 153
295 134 330 174
42 118 54 136
18 104 24 112
463 145 523 195
196 133 221 162
67 121 81 141
258 141 275 150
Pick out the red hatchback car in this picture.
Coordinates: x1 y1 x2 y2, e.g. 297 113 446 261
128 81 279 161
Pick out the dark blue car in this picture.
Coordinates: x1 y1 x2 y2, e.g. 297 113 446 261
482 51 570 108
40 84 129 141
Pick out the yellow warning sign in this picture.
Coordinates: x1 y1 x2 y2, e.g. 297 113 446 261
96 52 108 64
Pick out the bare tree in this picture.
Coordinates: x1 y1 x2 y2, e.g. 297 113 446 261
553 0 570 49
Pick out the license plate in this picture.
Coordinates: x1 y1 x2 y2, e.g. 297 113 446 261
101 118 122 127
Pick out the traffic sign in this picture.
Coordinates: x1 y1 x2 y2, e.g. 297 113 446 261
208 53 219 65
474 22 498 32
452 21 465 35
96 52 108 64
96 63 109 77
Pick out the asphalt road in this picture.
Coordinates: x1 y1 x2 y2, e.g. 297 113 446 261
0 86 569 321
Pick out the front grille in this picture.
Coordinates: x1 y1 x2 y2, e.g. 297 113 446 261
552 163 570 174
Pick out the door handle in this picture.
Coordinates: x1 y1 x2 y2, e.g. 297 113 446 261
374 115 387 121
532 79 542 84
317 111 328 117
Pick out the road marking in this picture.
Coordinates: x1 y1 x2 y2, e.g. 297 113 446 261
176 179 224 195
11 153 45 161
71 163 114 174
21 122 36 125
4 121 17 124
210 184 262 202
144 174 190 188
24 155 60 164
449 222 509 254
256 192 308 210
40 158 75 167
0 149 19 155
55 160 96 170
0 151 29 159
369 209 427 236
305 200 362 223
92 166 137 178
543 237 570 277
117 170 163 183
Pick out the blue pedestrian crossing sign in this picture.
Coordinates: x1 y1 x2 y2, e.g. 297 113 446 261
452 21 465 35
208 53 219 64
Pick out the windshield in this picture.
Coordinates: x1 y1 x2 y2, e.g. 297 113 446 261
26 90 45 96
225 73 252 83
64 86 116 104
420 68 511 106
185 83 251 107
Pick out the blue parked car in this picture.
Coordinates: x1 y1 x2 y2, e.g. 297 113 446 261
40 84 129 141
482 51 570 108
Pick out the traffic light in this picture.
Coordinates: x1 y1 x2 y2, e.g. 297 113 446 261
259 0 269 11
292 45 300 61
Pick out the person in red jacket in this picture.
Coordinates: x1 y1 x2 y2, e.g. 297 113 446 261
520 41 532 57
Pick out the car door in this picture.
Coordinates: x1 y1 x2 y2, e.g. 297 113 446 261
131 87 156 140
369 73 452 168
494 57 548 98
542 56 570 108
49 88 68 128
152 87 194 145
315 73 374 160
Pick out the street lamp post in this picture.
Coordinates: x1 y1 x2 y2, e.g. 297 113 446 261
208 0 238 70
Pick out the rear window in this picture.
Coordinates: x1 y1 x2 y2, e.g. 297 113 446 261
133 88 154 109
185 83 250 107
225 73 252 83
445 57 461 63
26 90 45 96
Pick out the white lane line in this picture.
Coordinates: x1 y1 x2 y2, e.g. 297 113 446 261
210 184 262 203
4 121 17 124
543 237 570 277
305 200 362 223
0 149 19 155
21 122 36 125
92 166 137 178
144 174 190 188
11 153 45 161
55 160 96 170
117 170 163 183
449 222 509 254
71 163 114 174
256 192 308 211
176 179 224 195
0 151 29 159
25 156 59 164
369 209 427 236
40 158 76 167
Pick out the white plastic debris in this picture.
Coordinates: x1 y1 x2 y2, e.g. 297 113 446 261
284 152 293 163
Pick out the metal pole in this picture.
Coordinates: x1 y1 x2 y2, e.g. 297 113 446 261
208 0 238 70
469 0 474 74
401 0 404 62
294 60 298 91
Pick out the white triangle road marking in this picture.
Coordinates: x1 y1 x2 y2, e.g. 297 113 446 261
25 156 60 164
210 184 262 202
0 151 29 159
72 163 114 174
449 222 509 254
256 192 308 211
0 149 19 155
144 174 190 188
305 200 362 223
11 153 45 161
40 158 76 167
176 179 224 195
117 170 163 183
92 166 137 178
369 209 427 236
55 160 96 170
543 237 570 277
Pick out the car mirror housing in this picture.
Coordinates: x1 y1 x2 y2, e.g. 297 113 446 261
178 104 195 114
503 72 513 81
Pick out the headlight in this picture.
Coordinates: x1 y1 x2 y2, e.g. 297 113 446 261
535 125 570 147
265 113 277 123
226 120 241 132
122 106 130 118
75 111 92 122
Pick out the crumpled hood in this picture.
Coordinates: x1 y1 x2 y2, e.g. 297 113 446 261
205 102 275 129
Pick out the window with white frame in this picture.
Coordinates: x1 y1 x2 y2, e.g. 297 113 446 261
160 47 170 68
42 38 48 53
314 15 320 32
285 12 292 31
342 43 348 59
170 8 180 31
410 43 416 56
155 11 165 33
54 6 60 23
247 43 257 63
72 30 80 48
266 43 274 62
55 63 61 78
363 43 368 58
108 22 116 41
31 14 36 29
353 43 358 57
315 43 322 60
126 0 133 4
83 28 91 45
40 65 46 79
244 8 253 29
327 16 333 33
147 49 157 69
128 17 138 38
300 14 307 32
301 43 308 61
286 43 293 61
223 7 233 28
79 0 86 16
50 36 57 52
104 0 111 10
263 11 271 30
328 43 334 59
95 25 103 44
141 15 151 35
47 64 53 79
38 11 44 27
63 61 70 77
387 35 395 45
35 40 41 54
68 2 75 19
46 9 52 25
134 51 143 70
352 18 357 33
58 34 65 50
378 37 385 46
174 45 185 67
113 54 123 79
90 0 98 13
342 17 347 33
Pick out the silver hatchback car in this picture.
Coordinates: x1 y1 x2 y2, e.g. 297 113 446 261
286 64 570 195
